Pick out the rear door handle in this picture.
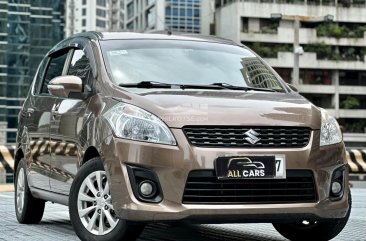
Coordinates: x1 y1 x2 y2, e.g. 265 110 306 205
26 108 34 117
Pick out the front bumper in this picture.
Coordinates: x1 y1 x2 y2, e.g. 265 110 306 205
101 129 349 222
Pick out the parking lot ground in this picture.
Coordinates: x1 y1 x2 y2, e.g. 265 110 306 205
0 189 365 241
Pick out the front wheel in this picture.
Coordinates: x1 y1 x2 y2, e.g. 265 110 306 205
273 192 351 241
69 157 144 241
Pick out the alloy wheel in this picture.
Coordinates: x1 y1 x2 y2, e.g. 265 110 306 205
77 171 119 235
16 168 25 214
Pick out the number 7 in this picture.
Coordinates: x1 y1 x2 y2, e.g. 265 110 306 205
275 159 281 172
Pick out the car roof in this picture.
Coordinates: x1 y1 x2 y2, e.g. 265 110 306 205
68 31 240 46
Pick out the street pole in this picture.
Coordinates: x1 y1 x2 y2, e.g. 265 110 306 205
293 16 300 86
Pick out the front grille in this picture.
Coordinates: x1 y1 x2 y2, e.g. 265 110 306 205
182 170 317 204
183 126 311 148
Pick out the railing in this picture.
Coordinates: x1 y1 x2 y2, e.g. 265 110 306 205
216 0 366 8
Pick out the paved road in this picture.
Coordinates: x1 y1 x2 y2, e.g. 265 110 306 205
0 189 365 241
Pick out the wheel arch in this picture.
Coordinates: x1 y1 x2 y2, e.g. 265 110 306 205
81 146 100 166
13 148 24 180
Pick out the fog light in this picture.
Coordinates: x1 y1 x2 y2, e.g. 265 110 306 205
139 180 156 198
331 181 342 195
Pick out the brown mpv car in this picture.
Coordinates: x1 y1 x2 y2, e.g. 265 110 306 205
15 32 351 241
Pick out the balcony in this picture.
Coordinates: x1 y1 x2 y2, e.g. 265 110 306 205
240 27 366 47
265 52 366 70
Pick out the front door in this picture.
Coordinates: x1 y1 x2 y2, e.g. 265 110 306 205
27 50 69 190
49 48 93 195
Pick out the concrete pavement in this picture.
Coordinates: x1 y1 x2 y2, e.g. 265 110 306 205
0 189 365 241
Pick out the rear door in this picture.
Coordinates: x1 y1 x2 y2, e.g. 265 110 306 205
49 43 94 195
26 50 69 190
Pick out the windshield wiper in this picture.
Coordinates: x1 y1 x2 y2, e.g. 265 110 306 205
210 82 278 92
119 81 173 88
119 81 280 92
119 81 227 90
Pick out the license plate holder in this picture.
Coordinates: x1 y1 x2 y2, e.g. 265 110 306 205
215 155 286 179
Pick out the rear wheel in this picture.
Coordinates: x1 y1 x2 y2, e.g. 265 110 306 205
69 157 144 241
273 192 351 241
14 158 45 224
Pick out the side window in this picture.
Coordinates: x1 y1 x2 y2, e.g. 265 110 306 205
68 49 92 87
40 51 69 94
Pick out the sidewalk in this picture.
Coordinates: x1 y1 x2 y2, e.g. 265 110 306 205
0 184 14 192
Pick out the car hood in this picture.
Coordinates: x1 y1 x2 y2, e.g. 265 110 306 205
114 89 321 129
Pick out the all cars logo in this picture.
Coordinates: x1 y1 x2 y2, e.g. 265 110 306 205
226 157 265 178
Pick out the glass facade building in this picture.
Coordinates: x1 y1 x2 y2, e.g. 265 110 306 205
0 0 64 143
165 0 201 33
123 0 201 34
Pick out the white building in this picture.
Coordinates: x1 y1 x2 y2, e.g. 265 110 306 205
215 0 366 146
65 0 123 36
65 0 202 36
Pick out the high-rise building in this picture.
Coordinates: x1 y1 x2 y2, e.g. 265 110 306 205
65 0 123 36
215 0 366 147
65 0 202 36
0 0 65 143
121 0 201 33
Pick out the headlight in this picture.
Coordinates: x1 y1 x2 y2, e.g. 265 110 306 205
320 108 342 146
104 103 176 145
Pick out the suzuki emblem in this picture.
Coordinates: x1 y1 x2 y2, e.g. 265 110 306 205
244 129 261 144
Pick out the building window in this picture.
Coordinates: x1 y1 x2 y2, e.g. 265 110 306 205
300 69 332 85
96 19 106 28
127 3 134 19
82 19 86 27
82 0 86 5
127 22 134 30
146 7 156 28
97 0 106 6
82 8 86 16
194 9 199 17
96 8 106 17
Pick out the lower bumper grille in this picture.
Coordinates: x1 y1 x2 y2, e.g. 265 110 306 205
182 170 317 204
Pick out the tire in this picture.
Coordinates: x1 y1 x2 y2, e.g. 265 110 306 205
14 158 45 224
69 157 145 241
273 192 352 241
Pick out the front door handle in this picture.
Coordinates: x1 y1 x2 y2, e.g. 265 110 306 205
52 102 61 112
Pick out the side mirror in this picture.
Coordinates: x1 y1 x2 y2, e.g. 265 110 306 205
287 83 298 92
48 75 82 98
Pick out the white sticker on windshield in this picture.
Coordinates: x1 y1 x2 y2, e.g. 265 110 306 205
109 50 128 56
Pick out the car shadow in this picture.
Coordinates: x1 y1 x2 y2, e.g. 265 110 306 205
139 223 285 241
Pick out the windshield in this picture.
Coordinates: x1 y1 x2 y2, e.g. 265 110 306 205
100 40 285 92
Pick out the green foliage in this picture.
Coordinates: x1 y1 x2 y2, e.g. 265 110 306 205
247 42 365 62
261 22 279 34
304 43 365 61
246 42 292 58
303 42 340 60
344 120 366 133
316 23 366 38
360 48 366 60
341 96 360 109
342 48 356 61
